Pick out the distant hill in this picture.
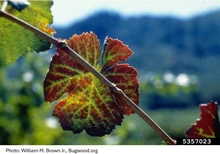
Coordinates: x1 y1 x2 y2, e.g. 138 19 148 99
54 10 220 107
54 10 220 69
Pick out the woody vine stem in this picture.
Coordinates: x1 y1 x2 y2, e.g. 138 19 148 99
0 2 176 145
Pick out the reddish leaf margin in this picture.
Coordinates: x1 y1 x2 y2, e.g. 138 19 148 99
186 101 220 138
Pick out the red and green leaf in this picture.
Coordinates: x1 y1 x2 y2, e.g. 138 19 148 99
101 37 133 70
44 32 139 136
103 64 139 115
186 101 220 138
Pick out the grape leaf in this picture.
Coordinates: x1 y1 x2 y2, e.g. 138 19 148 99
0 0 55 67
185 101 220 138
44 32 139 136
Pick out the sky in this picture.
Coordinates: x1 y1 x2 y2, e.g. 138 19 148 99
51 0 220 26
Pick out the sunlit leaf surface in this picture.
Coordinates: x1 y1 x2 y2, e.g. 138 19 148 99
0 0 55 67
44 32 139 136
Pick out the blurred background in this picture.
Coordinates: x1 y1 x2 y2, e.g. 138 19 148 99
1 0 220 145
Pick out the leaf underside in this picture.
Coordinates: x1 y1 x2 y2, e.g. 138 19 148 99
44 32 139 136
185 101 220 138
0 0 55 67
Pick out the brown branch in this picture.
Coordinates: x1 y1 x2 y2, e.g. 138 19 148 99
1 0 8 11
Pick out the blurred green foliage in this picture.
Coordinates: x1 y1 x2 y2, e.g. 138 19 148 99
139 71 199 109
0 51 202 145
0 52 62 144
